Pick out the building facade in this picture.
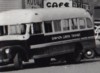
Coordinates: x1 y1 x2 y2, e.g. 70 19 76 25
0 0 95 15
94 0 100 20
0 0 22 12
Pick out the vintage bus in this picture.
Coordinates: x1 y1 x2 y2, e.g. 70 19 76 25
0 8 96 69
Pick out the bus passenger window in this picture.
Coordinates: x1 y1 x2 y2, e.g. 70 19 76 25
53 20 61 32
79 18 85 29
0 26 3 35
70 19 78 30
4 26 8 35
0 26 8 36
86 18 93 28
44 21 52 33
20 24 26 34
8 24 26 35
62 20 69 31
29 24 33 34
33 22 42 34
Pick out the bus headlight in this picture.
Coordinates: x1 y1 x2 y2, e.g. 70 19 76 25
5 49 10 54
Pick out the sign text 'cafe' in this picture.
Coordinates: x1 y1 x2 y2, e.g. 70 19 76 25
44 0 72 8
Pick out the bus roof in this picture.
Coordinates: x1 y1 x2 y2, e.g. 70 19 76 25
0 8 91 25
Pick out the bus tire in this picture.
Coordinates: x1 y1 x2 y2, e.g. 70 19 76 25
14 53 23 69
84 49 95 59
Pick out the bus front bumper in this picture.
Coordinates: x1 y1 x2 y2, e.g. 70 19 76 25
0 51 10 66
0 59 9 66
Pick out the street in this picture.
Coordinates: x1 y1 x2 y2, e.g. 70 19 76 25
1 58 100 73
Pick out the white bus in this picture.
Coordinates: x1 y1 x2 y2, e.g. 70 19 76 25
0 8 96 69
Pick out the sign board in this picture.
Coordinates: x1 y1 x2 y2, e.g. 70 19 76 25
44 0 72 8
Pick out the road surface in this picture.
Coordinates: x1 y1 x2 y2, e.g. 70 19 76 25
0 58 100 73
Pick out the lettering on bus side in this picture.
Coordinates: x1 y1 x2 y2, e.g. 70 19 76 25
52 36 63 40
52 33 80 41
71 33 80 38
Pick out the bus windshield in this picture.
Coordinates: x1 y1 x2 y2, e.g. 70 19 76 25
0 24 26 36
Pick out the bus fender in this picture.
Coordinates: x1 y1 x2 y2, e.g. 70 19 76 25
3 46 29 62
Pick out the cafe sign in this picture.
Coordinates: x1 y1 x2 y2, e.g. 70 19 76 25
44 0 72 8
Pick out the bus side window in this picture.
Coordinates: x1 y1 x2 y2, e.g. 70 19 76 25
70 19 78 30
29 24 33 34
0 26 8 35
62 19 69 31
33 22 42 34
53 20 61 32
44 21 53 33
86 18 93 28
0 26 3 35
4 25 8 35
20 24 26 34
79 18 85 29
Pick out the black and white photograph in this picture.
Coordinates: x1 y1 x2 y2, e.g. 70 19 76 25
0 0 100 73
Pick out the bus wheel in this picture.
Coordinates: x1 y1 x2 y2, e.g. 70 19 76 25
14 53 23 69
84 49 95 59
